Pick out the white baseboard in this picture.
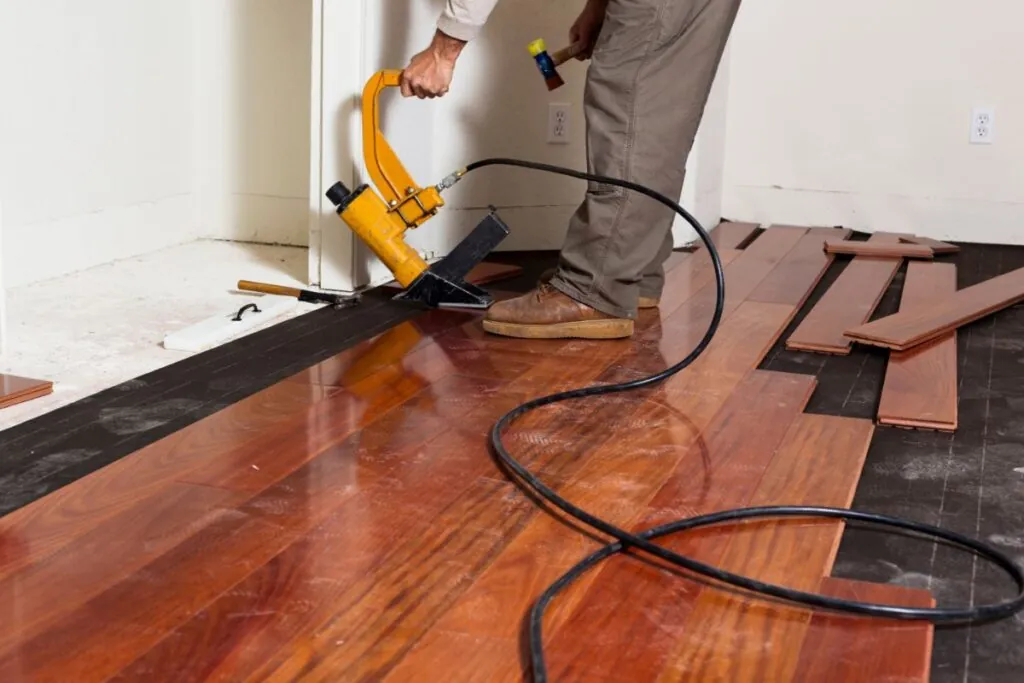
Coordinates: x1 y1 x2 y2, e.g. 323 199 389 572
725 185 1024 245
200 194 308 246
2 194 197 288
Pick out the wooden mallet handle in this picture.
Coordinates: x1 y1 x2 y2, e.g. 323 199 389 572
237 280 302 298
551 42 586 66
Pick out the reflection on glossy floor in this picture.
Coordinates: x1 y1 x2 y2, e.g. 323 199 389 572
0 225 933 682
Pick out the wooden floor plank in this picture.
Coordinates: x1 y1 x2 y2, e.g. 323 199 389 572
748 226 851 307
25 278 692 682
710 221 760 250
786 233 905 355
824 240 934 259
0 381 341 580
899 234 960 254
534 371 817 683
653 414 875 682
846 265 1024 351
0 310 490 579
711 226 808 312
877 261 958 431
0 374 54 409
793 577 934 682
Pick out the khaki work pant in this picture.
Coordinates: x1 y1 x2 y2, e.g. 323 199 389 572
550 0 743 318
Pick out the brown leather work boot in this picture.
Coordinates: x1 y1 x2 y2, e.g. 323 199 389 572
537 268 659 310
483 284 633 339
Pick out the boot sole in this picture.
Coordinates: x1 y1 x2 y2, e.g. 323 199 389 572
482 318 634 340
638 298 659 309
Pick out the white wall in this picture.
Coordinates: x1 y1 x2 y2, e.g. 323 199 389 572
0 1 196 287
194 0 313 246
339 0 590 286
723 1 1024 243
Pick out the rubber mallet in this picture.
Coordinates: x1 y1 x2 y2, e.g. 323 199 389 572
527 39 585 91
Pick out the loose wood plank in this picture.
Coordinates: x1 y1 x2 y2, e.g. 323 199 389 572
786 233 905 355
846 265 1024 351
749 226 852 307
824 240 934 259
899 234 960 255
0 374 53 409
793 577 934 682
654 414 875 682
877 261 958 431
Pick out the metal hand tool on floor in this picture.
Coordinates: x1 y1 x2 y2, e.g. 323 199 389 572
237 280 359 308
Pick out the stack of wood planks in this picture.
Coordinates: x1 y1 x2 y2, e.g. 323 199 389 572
783 230 1010 433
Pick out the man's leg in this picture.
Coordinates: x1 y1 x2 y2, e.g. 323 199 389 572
484 0 742 339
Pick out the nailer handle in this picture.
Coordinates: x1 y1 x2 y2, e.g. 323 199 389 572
362 70 419 206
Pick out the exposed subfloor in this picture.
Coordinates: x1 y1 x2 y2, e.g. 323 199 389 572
0 239 316 430
1 242 1023 680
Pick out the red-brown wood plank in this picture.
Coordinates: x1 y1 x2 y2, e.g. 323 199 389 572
653 414 875 682
793 577 934 682
786 233 905 355
709 221 760 250
534 371 817 683
823 240 934 259
0 374 53 409
899 234 960 254
748 226 852 307
846 265 1024 351
877 261 958 431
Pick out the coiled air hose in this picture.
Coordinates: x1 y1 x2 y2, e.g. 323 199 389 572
450 158 1024 682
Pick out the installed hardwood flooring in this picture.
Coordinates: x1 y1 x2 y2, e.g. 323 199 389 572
709 221 760 250
793 577 934 682
876 261 958 431
846 265 1024 351
0 227 936 682
786 232 906 355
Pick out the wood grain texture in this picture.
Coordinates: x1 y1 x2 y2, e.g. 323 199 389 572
846 265 1024 351
749 226 852 307
793 577 934 682
786 233 905 355
877 261 958 431
0 374 53 409
538 371 817 683
709 221 760 250
653 414 876 683
823 240 934 259
899 234 960 254
0 224 916 682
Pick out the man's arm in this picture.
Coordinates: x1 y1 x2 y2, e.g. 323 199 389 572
400 0 501 99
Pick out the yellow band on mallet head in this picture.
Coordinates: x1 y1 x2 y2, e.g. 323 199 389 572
527 39 547 57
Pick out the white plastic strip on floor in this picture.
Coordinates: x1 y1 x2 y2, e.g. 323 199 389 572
162 294 298 353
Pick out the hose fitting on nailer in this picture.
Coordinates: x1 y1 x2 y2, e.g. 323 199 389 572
435 168 467 194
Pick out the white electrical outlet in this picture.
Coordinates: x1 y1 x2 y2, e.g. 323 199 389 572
970 107 994 144
548 103 570 144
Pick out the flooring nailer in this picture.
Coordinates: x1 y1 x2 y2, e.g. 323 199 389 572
325 70 508 310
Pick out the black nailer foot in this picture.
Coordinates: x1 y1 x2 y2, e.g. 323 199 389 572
393 209 510 310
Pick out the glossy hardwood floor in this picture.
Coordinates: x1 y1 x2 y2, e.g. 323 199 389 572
0 226 934 682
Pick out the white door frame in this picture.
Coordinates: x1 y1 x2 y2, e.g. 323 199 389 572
308 0 364 293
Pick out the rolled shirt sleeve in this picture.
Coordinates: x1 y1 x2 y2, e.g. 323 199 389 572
437 0 501 42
